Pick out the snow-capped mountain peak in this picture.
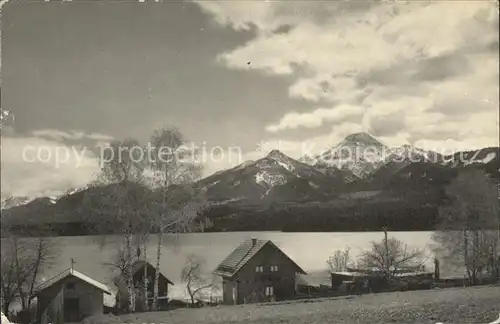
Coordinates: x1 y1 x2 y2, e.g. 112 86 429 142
1 186 89 210
197 149 339 202
1 196 33 210
262 149 296 172
385 144 438 163
265 149 285 159
62 186 89 197
342 132 386 148
305 132 388 179
299 133 449 179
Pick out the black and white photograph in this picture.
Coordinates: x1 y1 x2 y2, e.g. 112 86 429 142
1 0 499 323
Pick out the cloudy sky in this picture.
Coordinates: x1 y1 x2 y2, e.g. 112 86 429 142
1 0 499 198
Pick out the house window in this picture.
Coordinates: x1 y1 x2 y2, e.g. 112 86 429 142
265 286 274 296
66 282 75 290
255 266 264 273
270 265 279 272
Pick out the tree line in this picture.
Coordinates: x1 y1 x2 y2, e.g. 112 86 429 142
327 169 500 286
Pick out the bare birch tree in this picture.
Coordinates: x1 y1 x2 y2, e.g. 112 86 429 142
327 248 352 272
432 169 499 285
180 254 213 306
137 232 150 311
83 139 152 313
147 127 209 310
103 245 136 276
106 245 136 311
358 230 426 276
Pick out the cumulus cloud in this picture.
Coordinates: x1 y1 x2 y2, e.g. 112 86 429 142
1 129 250 195
266 105 365 132
259 122 364 159
32 129 114 142
1 135 100 198
197 0 499 151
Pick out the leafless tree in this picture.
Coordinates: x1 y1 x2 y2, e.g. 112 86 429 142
1 236 31 317
22 237 58 310
103 241 141 277
83 139 152 313
180 254 214 306
1 233 58 318
113 213 152 311
147 127 209 310
327 247 352 272
358 230 426 276
432 169 500 285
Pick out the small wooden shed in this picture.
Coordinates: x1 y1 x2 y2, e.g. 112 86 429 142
32 267 111 324
114 260 174 311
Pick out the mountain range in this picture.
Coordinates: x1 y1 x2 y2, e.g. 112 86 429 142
2 133 499 234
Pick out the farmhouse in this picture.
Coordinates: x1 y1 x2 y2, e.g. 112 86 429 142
213 238 307 305
32 267 111 324
115 260 174 311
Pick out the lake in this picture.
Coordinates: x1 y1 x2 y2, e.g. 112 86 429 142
28 231 439 305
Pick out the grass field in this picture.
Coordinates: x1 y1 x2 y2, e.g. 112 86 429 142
120 285 500 324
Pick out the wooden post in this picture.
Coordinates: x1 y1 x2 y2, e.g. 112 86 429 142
434 258 440 281
382 226 390 274
497 256 500 281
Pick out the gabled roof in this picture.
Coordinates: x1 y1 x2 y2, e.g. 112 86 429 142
33 268 112 296
213 238 307 278
130 260 174 285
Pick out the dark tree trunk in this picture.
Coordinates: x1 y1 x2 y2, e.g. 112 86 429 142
3 302 11 318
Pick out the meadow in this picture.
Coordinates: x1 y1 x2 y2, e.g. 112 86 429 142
118 285 500 324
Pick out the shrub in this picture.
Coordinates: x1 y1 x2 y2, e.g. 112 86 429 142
15 307 35 324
